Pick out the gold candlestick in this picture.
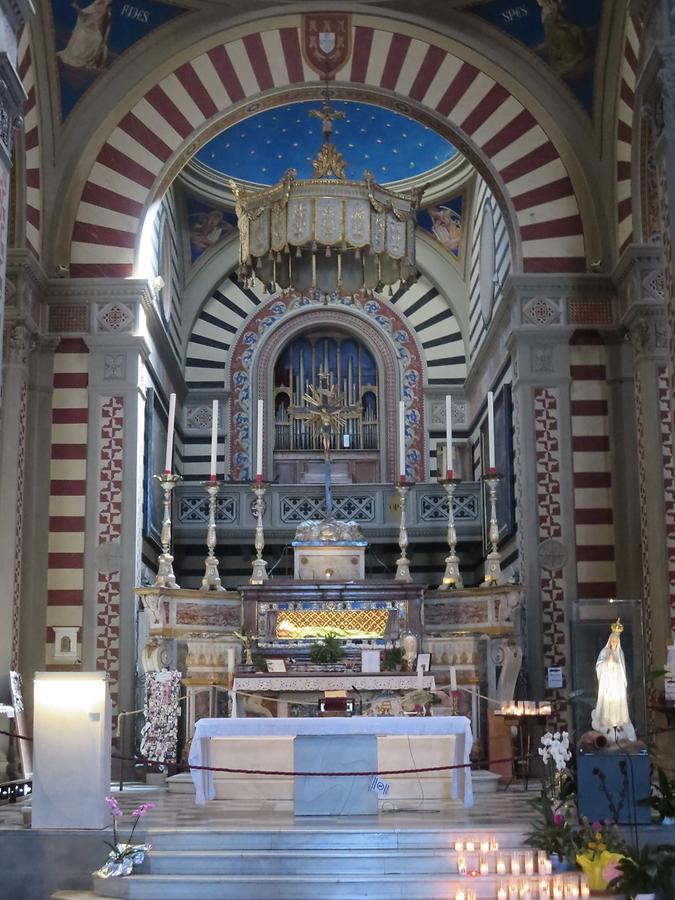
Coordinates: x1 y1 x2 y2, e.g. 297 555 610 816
395 481 412 583
201 480 224 590
250 480 269 584
153 473 181 588
482 472 503 586
439 478 463 589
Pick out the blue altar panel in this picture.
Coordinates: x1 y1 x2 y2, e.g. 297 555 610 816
577 751 651 825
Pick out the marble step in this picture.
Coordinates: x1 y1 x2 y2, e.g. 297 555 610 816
145 828 530 851
89 872 541 900
143 847 532 876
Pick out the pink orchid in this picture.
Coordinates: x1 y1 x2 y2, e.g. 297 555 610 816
553 813 565 826
591 821 602 831
131 802 156 819
105 796 122 818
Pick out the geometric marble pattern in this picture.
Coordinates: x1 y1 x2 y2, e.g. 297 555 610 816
17 28 41 258
658 366 675 638
615 14 641 256
45 338 89 665
569 332 616 599
96 395 124 714
635 370 653 671
534 387 567 728
11 382 28 670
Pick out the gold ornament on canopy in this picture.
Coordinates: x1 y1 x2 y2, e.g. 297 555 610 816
229 82 424 296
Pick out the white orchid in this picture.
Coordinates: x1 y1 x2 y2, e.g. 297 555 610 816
538 731 571 771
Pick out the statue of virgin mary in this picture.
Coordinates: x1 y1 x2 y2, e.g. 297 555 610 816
591 619 636 743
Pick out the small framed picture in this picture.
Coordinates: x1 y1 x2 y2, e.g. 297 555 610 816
265 658 286 673
416 653 431 673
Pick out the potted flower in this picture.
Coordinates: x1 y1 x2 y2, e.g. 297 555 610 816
574 818 627 893
309 632 344 666
524 790 577 869
644 767 675 826
95 797 155 879
607 843 675 900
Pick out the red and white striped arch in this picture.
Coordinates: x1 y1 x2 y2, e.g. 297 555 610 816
616 13 641 256
17 26 41 258
70 17 588 278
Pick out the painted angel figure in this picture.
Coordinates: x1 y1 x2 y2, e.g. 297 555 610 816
57 0 112 71
591 619 636 743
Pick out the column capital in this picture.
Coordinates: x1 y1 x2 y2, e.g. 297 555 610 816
613 244 668 361
0 52 26 164
0 0 34 34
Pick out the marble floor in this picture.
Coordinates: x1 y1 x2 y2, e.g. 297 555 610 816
0 779 540 833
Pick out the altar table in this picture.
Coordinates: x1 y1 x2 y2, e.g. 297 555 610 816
188 716 474 807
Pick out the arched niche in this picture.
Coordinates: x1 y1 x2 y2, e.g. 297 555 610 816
226 298 427 483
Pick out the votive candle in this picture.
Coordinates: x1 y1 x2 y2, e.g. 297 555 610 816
457 854 467 875
511 853 521 875
539 879 551 900
508 881 519 900
454 841 464 852
455 890 465 900
524 852 534 876
496 854 507 875
490 836 499 852
497 886 507 900
479 853 489 876
480 840 490 853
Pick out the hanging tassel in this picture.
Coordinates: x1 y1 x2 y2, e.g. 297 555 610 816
355 247 361 259
276 252 282 263
325 246 331 258
295 245 302 258
256 257 262 269
388 284 393 297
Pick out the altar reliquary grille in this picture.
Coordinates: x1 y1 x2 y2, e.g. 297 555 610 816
230 85 423 295
275 608 390 640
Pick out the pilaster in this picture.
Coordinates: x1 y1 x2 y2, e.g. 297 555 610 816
504 274 618 723
617 245 672 667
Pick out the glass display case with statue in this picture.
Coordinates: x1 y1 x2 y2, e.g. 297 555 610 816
570 598 646 741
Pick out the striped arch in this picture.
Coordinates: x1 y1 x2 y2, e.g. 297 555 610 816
17 26 41 258
185 273 466 390
69 16 589 278
616 13 641 257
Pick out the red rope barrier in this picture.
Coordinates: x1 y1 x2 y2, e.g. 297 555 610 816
0 726 513 778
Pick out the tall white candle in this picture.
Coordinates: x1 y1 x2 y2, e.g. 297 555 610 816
164 393 176 473
487 391 496 470
398 400 406 480
256 398 264 478
450 666 457 691
210 400 218 480
445 394 453 477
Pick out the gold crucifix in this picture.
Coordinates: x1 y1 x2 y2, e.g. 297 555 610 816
291 373 361 460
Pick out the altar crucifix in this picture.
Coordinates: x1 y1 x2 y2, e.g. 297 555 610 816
291 373 361 517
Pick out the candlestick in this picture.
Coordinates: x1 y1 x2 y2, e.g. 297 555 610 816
394 481 412 582
398 399 406 480
487 390 496 471
482 471 503 585
445 394 453 478
227 646 235 689
153 473 181 588
210 399 218 479
250 480 268 584
164 393 176 473
201 479 224 590
439 476 463 588
256 398 264 477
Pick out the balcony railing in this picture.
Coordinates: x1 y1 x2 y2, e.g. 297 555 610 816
173 481 483 544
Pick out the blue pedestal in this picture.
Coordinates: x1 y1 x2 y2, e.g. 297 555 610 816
577 750 651 825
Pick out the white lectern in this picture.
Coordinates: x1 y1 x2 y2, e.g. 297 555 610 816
32 672 111 829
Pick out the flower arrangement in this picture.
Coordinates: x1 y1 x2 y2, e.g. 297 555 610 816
607 843 675 899
574 818 627 892
95 797 155 878
525 732 577 866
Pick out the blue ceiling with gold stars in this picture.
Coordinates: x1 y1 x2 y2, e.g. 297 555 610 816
195 100 458 185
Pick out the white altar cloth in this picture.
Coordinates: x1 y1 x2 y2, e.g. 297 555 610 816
189 716 474 807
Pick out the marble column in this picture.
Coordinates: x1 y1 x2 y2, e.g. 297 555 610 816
83 333 149 733
617 247 671 671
